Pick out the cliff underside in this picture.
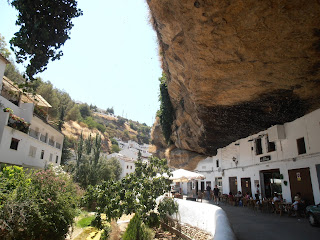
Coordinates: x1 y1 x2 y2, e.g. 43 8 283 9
148 0 320 169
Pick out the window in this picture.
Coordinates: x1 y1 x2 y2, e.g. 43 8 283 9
40 150 45 159
216 159 219 168
130 166 132 169
56 156 59 164
266 136 276 152
255 138 263 155
10 138 20 150
49 153 53 162
29 146 37 157
297 137 306 155
127 165 129 169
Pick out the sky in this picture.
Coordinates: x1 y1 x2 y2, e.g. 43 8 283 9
0 0 162 126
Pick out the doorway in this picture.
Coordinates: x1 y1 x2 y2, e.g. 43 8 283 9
288 168 314 205
200 181 205 192
229 177 237 195
260 169 282 199
241 178 252 196
215 177 223 193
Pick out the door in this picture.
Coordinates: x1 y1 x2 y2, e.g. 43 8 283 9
229 177 237 195
195 180 199 194
241 178 252 196
288 168 314 205
201 181 205 192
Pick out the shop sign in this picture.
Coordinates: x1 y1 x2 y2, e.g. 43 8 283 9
260 155 271 162
296 172 301 181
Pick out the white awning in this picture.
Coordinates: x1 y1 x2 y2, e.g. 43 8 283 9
170 169 205 182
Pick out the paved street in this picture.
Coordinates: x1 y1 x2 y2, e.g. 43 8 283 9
217 203 320 240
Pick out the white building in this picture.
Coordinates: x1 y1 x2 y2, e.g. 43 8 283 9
0 55 63 168
189 108 320 205
107 139 152 178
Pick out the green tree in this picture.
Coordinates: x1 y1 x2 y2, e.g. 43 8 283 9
111 144 120 153
83 156 172 223
60 137 73 165
8 0 82 80
66 104 81 121
79 104 91 119
105 157 122 180
4 63 25 84
0 34 11 58
106 107 114 114
157 73 175 144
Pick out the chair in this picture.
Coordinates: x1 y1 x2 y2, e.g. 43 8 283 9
274 202 283 216
242 198 248 207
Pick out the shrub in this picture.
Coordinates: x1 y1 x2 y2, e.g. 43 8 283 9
111 144 120 153
122 214 154 240
0 166 81 240
158 197 179 223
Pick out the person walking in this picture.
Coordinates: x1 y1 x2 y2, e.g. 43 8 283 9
206 184 211 200
213 185 220 205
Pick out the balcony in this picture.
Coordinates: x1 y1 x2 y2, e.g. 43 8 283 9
40 134 47 143
49 138 55 147
29 129 39 139
4 108 30 134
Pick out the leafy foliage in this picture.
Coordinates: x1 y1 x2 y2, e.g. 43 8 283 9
122 213 154 240
9 0 82 79
157 73 175 144
0 34 11 58
72 134 122 189
83 156 171 223
0 166 81 240
158 197 179 223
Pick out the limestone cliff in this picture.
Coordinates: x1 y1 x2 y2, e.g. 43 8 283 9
147 0 320 169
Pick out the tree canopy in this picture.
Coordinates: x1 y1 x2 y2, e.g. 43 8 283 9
8 0 82 80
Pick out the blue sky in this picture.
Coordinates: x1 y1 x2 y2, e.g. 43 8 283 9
0 0 162 126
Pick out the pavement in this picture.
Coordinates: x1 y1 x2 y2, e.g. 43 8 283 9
204 200 320 240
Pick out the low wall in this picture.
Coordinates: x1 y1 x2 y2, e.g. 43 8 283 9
171 199 236 240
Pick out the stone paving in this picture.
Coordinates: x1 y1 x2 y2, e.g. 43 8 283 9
207 201 320 240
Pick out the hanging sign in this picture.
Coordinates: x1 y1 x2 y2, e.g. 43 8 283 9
296 172 301 181
246 181 249 188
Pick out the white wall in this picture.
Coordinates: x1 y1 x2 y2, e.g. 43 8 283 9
195 108 320 204
171 199 236 240
0 126 62 168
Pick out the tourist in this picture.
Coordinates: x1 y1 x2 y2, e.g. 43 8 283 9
272 193 280 204
213 185 220 204
206 184 211 200
255 184 260 200
291 195 300 216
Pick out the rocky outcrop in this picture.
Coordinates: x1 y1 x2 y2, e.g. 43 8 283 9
148 0 320 169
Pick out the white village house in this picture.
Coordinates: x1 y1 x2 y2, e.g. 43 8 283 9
0 54 63 168
180 108 320 205
107 139 151 178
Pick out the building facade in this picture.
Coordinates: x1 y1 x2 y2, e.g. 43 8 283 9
190 108 320 205
0 55 63 168
107 139 151 178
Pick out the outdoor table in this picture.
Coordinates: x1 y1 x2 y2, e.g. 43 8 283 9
279 202 293 215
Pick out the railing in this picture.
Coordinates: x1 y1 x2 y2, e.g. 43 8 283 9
49 139 55 147
56 142 61 149
29 129 39 139
40 134 47 143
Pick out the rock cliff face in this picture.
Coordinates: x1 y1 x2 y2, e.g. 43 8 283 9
147 0 320 169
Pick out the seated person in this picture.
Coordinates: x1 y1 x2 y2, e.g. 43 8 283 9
235 191 242 197
245 192 250 199
272 193 280 204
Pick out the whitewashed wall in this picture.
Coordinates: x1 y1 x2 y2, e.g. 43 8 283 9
195 108 320 204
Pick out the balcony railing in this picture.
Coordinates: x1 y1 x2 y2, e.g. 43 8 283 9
56 142 61 149
29 129 39 139
49 139 55 147
40 134 47 143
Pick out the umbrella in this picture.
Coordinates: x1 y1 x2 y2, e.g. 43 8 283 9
170 169 205 182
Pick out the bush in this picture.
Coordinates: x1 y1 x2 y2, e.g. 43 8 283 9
100 224 111 240
122 214 154 240
0 166 81 240
158 197 179 223
111 144 120 153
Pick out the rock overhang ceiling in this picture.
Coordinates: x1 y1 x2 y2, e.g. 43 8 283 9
147 0 320 169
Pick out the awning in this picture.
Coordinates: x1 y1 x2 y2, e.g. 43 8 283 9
170 169 205 182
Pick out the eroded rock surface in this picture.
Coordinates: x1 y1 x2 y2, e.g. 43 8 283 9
148 0 320 169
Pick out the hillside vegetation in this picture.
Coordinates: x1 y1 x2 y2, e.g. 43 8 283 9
3 61 151 152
